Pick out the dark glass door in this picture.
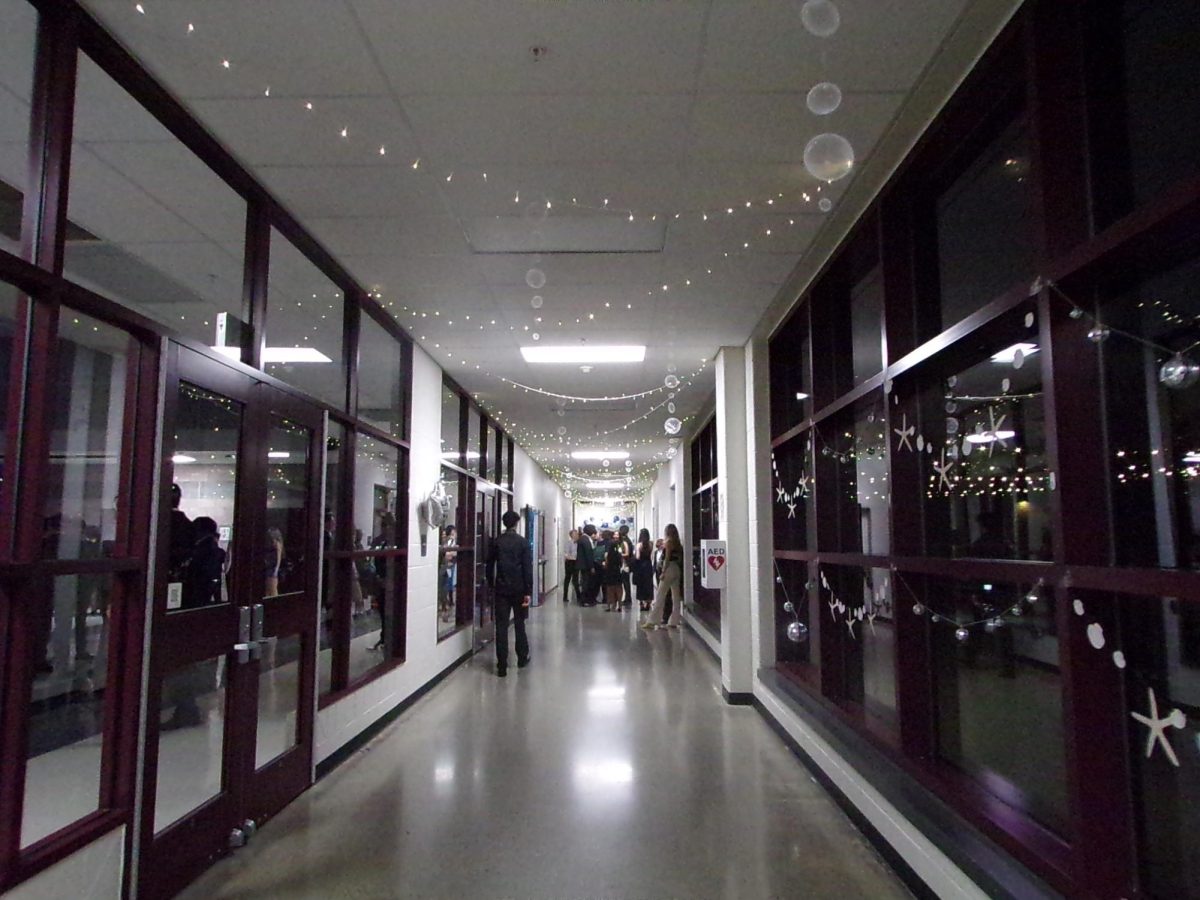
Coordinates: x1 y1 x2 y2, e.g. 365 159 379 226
473 487 497 652
138 345 322 899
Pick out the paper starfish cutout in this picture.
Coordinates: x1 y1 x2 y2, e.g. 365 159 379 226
893 414 914 452
1131 687 1187 767
797 473 810 497
986 406 1009 458
786 500 797 519
934 448 955 492
776 484 787 503
846 616 857 639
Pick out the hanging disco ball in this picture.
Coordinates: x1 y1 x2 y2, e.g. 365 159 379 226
664 417 683 435
818 198 833 212
806 82 843 115
1087 325 1111 344
804 133 855 183
531 295 544 309
800 0 841 37
602 459 611 467
664 374 681 389
783 601 795 613
786 621 810 643
1160 354 1200 390
525 268 546 289
955 627 970 642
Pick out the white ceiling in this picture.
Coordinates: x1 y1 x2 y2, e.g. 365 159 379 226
48 0 981 501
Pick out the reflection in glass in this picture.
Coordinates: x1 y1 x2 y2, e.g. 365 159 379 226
774 558 815 668
825 400 889 554
256 634 301 769
437 472 462 639
917 308 1052 561
467 408 482 478
349 556 394 682
357 314 404 438
0 285 16 490
167 383 240 609
850 266 885 387
829 565 896 729
1101 255 1200 569
155 656 226 833
42 312 129 560
935 118 1034 333
1120 592 1200 896
772 432 812 552
65 55 246 349
441 385 461 466
355 434 399 552
264 417 310 599
928 574 1066 835
266 228 345 408
22 574 111 847
769 309 811 436
0 0 38 255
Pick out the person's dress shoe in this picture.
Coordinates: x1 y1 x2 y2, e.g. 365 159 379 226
496 665 507 677
517 656 530 668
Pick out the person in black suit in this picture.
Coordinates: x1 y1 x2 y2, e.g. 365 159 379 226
486 510 532 677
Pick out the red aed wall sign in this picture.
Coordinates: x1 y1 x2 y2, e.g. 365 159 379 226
700 539 728 589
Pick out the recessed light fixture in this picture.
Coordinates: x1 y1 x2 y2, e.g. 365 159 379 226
585 480 625 489
267 451 291 459
990 343 1038 365
521 345 646 364
572 451 631 461
212 346 333 364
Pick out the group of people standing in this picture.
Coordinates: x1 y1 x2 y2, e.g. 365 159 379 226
564 523 685 629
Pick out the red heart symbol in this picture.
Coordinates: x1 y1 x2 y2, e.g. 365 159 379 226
708 556 725 571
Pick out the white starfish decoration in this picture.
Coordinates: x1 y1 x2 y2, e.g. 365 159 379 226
893 413 915 452
786 500 797 519
797 472 810 497
1131 687 1188 767
776 484 787 503
866 604 879 635
846 616 857 639
933 448 955 492
986 406 1009 458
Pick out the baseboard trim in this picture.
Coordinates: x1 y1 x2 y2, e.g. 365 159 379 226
315 650 473 780
721 687 754 706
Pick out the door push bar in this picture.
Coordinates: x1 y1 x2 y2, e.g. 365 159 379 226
233 603 268 663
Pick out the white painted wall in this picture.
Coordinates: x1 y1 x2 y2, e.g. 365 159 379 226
512 441 567 598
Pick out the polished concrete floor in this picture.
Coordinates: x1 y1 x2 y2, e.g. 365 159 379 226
180 601 913 900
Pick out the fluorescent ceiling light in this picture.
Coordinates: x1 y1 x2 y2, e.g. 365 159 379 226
585 481 625 489
1183 452 1200 464
795 392 809 401
571 450 630 461
211 346 333 364
521 345 645 364
964 430 1017 444
441 451 481 459
990 343 1038 364
268 451 291 459
171 454 196 464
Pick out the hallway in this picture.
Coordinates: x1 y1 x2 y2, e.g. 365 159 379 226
180 604 911 900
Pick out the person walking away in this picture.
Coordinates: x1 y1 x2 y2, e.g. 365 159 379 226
564 528 579 603
486 510 532 677
577 524 599 606
601 530 624 611
642 523 685 629
633 528 655 611
617 524 634 607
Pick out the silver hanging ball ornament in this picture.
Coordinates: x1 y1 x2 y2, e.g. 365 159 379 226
664 374 681 389
931 614 942 623
624 460 633 468
1159 354 1200 390
1025 589 1039 604
530 295 544 309
1087 325 1111 344
800 0 841 37
557 426 566 435
912 603 925 617
783 601 795 613
955 627 970 642
602 459 611 467
786 621 810 643
821 447 832 457
525 268 546 289
804 133 855 183
1068 307 1085 320
818 198 834 213
664 417 682 435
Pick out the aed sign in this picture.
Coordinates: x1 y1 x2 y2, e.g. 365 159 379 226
700 540 728 589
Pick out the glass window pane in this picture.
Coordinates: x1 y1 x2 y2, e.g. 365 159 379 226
821 399 889 554
1117 591 1200 896
0 0 37 257
357 313 403 438
255 633 301 769
65 55 246 349
850 267 884 387
1099 253 1200 569
925 572 1066 835
771 431 812 551
1093 0 1200 226
1 284 21 496
42 311 129 560
264 417 309 598
354 433 399 551
349 555 403 682
774 558 815 669
168 383 240 608
466 407 482 477
437 472 462 640
440 385 461 466
155 654 227 833
769 309 811 436
266 228 345 408
826 565 896 732
935 118 1035 333
913 305 1053 561
22 573 113 847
